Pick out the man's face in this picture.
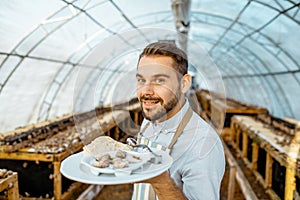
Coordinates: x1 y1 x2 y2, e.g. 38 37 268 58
136 55 184 122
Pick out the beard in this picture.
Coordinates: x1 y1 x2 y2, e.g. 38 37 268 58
140 89 182 122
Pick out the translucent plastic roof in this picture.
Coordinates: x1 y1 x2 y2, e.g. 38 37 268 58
0 0 299 133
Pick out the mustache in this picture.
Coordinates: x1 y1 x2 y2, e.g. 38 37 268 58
140 96 162 102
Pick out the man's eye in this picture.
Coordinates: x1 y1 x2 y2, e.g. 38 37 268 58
137 78 145 83
155 79 165 84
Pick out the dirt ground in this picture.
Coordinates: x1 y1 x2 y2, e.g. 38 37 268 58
220 144 270 200
93 169 231 200
93 184 133 200
92 167 234 200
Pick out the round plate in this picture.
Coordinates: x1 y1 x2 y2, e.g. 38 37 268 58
60 150 173 185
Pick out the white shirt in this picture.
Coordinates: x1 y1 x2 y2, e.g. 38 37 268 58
133 101 225 200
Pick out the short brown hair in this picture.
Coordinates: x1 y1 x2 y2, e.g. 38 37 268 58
138 41 188 76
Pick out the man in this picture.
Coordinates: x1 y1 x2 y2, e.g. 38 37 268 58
133 41 225 200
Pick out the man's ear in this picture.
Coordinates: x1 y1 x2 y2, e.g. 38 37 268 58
181 74 191 93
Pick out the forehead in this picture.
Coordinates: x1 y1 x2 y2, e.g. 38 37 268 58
137 56 179 77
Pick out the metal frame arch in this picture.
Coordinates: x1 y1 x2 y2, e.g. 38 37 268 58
190 11 299 70
38 10 175 120
191 33 293 117
190 11 298 117
0 3 82 94
252 0 300 25
1 1 298 123
37 0 159 120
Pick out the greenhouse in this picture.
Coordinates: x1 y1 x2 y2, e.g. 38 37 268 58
0 0 299 199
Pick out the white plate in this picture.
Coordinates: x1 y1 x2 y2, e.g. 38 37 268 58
60 150 173 185
81 150 150 176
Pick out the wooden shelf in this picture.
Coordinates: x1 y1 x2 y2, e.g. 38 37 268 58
230 115 300 200
0 172 19 200
0 145 82 200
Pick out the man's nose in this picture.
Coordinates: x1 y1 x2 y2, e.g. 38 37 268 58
140 83 154 95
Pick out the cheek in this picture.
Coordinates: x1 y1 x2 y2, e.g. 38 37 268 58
136 83 178 98
162 82 180 93
156 86 177 98
137 89 142 99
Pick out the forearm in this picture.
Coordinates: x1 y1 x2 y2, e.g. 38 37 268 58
148 171 187 200
151 177 187 200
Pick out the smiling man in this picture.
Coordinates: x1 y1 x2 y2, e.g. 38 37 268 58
136 55 188 122
133 41 225 200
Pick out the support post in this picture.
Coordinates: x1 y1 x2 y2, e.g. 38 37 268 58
284 122 300 200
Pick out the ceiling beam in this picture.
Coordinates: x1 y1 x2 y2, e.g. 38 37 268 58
171 0 191 51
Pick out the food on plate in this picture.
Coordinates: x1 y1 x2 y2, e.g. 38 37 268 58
115 149 127 158
83 136 132 156
92 153 111 168
125 153 142 163
92 159 110 168
91 150 142 169
95 153 111 161
82 136 148 171
113 158 129 169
